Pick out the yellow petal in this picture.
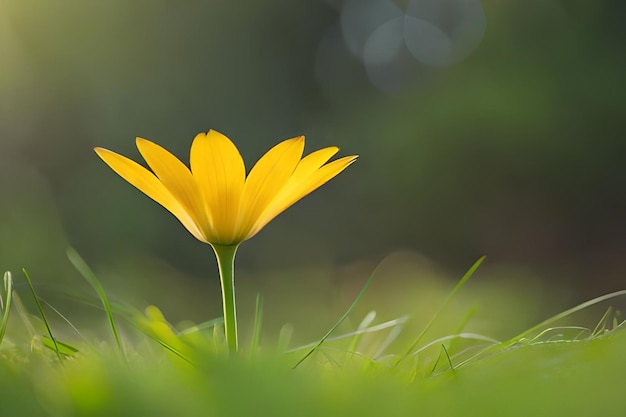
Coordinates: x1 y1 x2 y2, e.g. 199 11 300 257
251 146 338 226
190 130 245 244
285 146 340 184
135 138 213 240
248 154 358 237
297 155 359 203
94 147 206 242
235 136 305 241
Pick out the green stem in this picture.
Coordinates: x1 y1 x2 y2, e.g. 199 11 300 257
212 244 239 353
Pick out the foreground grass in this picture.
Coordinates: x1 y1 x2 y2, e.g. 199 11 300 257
1 329 625 416
1 262 625 416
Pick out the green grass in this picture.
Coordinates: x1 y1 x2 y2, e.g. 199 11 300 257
0 253 625 416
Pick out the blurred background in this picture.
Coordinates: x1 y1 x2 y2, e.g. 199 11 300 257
1 0 625 345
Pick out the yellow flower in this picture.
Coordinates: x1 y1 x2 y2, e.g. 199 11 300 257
95 130 357 246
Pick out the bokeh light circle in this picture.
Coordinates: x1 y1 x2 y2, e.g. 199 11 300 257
404 0 486 67
341 0 402 59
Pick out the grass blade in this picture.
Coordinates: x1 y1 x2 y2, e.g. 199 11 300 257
0 271 14 345
40 298 92 346
292 262 379 369
288 316 408 352
250 293 263 356
456 289 626 369
347 310 377 357
12 291 36 339
509 289 626 344
446 307 477 355
277 324 293 353
67 247 125 360
177 317 224 335
22 268 62 362
394 256 486 367
429 344 454 375
40 336 79 357
591 306 612 337
373 316 408 359
150 337 197 366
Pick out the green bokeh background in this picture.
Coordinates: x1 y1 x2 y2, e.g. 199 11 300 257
1 1 625 342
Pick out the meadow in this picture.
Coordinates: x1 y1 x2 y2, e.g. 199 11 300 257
1 249 624 416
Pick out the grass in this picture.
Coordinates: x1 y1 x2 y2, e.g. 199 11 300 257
1 252 625 416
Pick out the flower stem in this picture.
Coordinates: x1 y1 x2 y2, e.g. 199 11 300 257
212 244 239 353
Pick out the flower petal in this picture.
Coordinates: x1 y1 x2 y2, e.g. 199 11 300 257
94 147 206 242
235 136 305 241
284 146 339 185
190 130 246 244
248 154 358 237
252 146 338 226
135 138 213 240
